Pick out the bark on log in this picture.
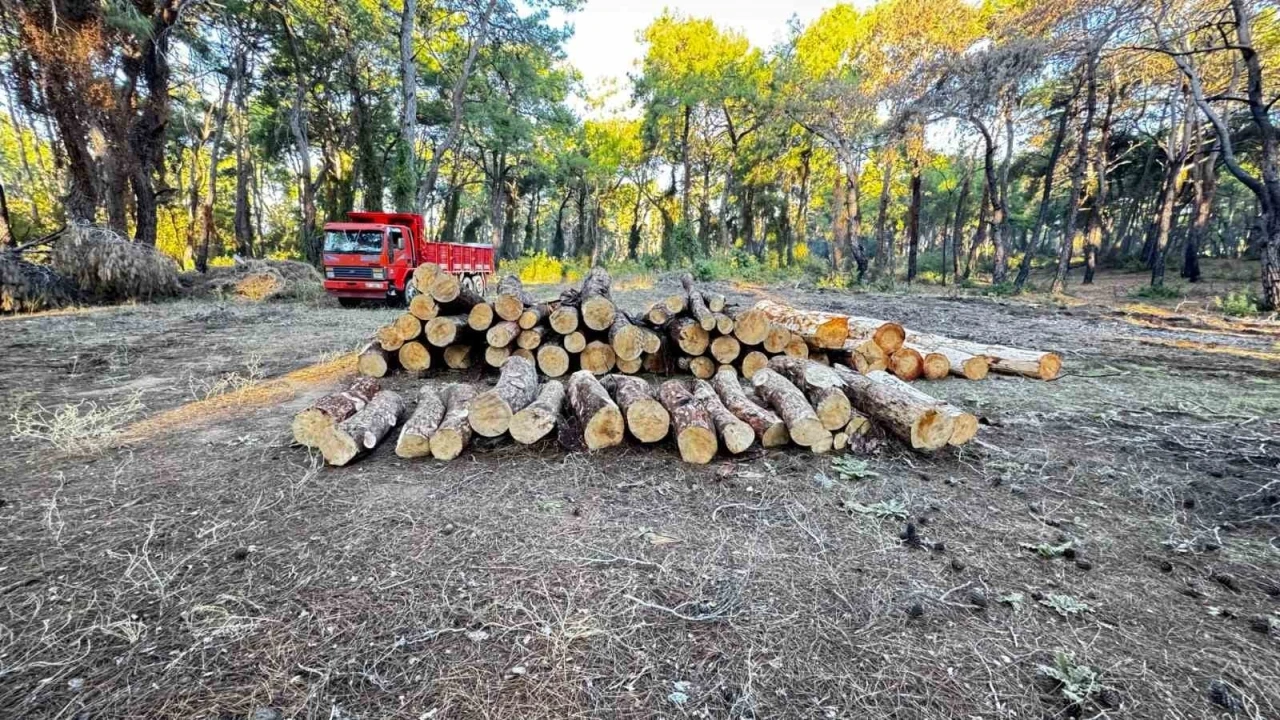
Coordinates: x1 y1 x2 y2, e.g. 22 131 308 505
319 390 406 466
395 384 447 458
888 347 924 381
393 313 422 342
430 384 479 460
292 376 381 448
913 335 1060 380
518 303 550 330
710 335 741 365
669 317 710 355
468 356 538 437
740 350 770 380
494 274 533 321
510 380 566 444
902 333 994 380
358 344 393 378
751 368 829 447
440 285 484 313
468 302 495 331
567 370 625 450
563 331 587 354
443 344 473 369
690 379 755 454
704 293 726 313
732 309 770 345
580 340 617 375
579 267 617 331
754 299 847 349
830 364 954 451
601 374 670 443
646 304 669 325
711 367 788 447
398 341 432 372
609 312 646 361
662 294 687 315
486 320 521 347
411 263 441 295
681 273 716 330
549 303 579 334
767 356 852 431
657 380 718 464
409 294 439 321
426 315 470 347
536 339 571 378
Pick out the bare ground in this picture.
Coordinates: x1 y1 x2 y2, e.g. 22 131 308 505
1 278 1278 720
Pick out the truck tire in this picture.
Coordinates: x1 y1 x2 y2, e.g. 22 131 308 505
338 297 363 309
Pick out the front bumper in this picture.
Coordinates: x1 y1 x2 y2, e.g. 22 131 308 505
324 279 390 299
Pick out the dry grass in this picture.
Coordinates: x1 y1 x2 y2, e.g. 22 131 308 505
7 392 144 454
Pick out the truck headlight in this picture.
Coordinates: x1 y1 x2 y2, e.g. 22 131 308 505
371 268 385 280
324 268 334 279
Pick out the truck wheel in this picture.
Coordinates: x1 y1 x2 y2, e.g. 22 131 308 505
338 297 363 309
404 280 420 305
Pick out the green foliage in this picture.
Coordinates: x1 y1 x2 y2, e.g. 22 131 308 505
1021 540 1074 558
1039 594 1091 617
831 457 879 481
1213 291 1259 317
997 592 1025 611
1037 653 1103 706
841 498 907 520
1130 283 1183 300
984 281 1020 297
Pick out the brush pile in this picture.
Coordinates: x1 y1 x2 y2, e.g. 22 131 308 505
201 257 324 302
1 250 79 313
50 223 180 301
297 265 1061 466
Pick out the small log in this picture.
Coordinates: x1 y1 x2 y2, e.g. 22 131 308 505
485 345 511 368
580 340 617 375
563 331 587 354
917 350 950 381
851 340 888 374
832 432 848 451
486 320 521 347
767 356 852 432
740 350 770 380
704 292 726 313
536 339 571 378
657 380 717 464
409 294 439 321
549 303 580 334
517 326 546 350
646 303 669 325
443 344 473 369
846 412 872 437
429 384 479 460
709 335 741 365
662 294 687 315
579 267 616 331
495 275 533 321
292 376 381 448
510 380 566 444
783 336 810 358
411 263 441 295
754 299 846 349
398 341 432 372
615 355 643 374
468 355 539 437
888 347 924 381
830 364 955 451
669 317 710 356
809 432 834 454
691 379 755 454
518 303 550 330
732 309 770 346
639 327 662 355
566 370 625 450
426 315 470 347
375 325 405 352
358 344 393 378
810 353 831 366
395 384 447 458
714 313 735 335
468 302 495 331
393 313 422 342
711 366 788 447
429 272 461 303
601 374 669 442
609 312 646 361
903 333 994 380
681 273 715 330
682 355 716 379
763 324 791 354
318 390 406 466
751 368 829 447
512 348 535 363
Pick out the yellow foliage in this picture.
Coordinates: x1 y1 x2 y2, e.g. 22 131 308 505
794 242 810 262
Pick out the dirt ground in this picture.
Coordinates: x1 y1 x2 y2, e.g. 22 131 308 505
2 274 1278 720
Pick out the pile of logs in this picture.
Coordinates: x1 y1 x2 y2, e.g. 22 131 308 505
295 265 1062 466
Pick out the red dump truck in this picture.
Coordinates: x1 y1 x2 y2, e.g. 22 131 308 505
321 211 495 306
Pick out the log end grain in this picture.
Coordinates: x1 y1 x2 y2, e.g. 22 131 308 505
398 341 431 372
961 356 990 380
676 426 718 464
889 348 924 381
536 344 571 377
581 295 617 331
920 352 950 380
625 397 670 443
468 302 495 331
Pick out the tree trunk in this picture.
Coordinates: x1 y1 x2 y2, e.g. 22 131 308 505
1017 96 1073 290
233 50 254 257
965 178 990 280
1183 151 1217 283
873 150 894 280
906 159 922 283
395 0 419 211
950 159 973 285
1051 51 1099 294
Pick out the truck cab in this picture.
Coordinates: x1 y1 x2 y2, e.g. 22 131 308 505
321 211 494 306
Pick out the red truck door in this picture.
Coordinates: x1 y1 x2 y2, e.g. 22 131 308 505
387 225 414 292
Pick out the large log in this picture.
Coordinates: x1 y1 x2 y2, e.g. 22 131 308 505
783 335 810 358
429 272 461 303
681 273 716 330
393 313 422 342
754 300 905 353
751 368 830 447
740 350 770 380
609 312 646 361
888 347 924 382
731 308 770 346
358 344 394 378
711 367 788 448
902 332 996 380
566 370 625 449
440 285 485 313
579 267 617 331
549 302 580 334
398 341 432 372
510 380 566 444
690 379 755 454
601 374 670 442
494 275 533 321
669 317 710 355
657 380 718 464
767 356 852 431
763 324 791 354
395 384 447 458
410 263 441 295
429 384 479 460
318 390 406 466
426 315 470 347
710 335 741 365
468 302 495 331
375 325 405 352
830 364 955 451
292 376 381 448
850 339 888 374
536 339 571 378
408 294 439 321
468 356 539 437
580 340 617 375
913 347 950 381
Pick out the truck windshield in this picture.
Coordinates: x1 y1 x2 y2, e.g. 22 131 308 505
324 229 383 254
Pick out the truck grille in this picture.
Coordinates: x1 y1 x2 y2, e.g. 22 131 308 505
331 266 375 279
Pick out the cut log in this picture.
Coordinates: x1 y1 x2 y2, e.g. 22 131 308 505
688 355 716 379
783 336 810 358
486 320 521 347
915 349 950 380
810 353 831 366
409 294 439 321
468 355 539 437
494 275 533 321
393 313 422 342
468 302 495 331
754 299 847 349
832 432 848 451
536 340 571 378
732 308 770 346
711 366 788 448
704 293 726 313
830 365 955 451
657 380 718 464
646 304 669 325
517 326 546 350
669 317 710 356
763 324 791 354
429 272 461 303
485 345 511 368
518 303 550 330
395 384 447 458
714 313 735 335
709 335 741 365
512 348 535 363
903 332 1004 380
681 273 716 330
443 344 473 369
601 374 669 443
318 390 406 466
662 294 687 315
549 303 580 334
767 356 852 432
429 384 479 461
740 350 770 380
579 267 617 331
615 355 642 374
888 347 924 381
358 344 393 378
851 340 889 374
510 380 566 444
375 325 405 352
411 263 441 293
751 368 828 447
609 312 646 361
580 340 617 375
846 411 872 437
398 341 432 372
426 315 470 347
690 379 755 454
563 331 587 354
441 285 485 313
809 432 834 454
292 376 381 448
566 370 625 450
639 327 662 355
943 406 979 446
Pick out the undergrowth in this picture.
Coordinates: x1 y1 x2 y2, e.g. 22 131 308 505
8 391 145 454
